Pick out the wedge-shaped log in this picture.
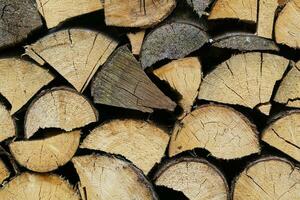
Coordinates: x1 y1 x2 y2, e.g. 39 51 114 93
127 30 146 55
0 104 15 142
186 0 213 18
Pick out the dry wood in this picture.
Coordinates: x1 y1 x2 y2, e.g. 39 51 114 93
91 45 176 113
140 22 208 68
232 157 300 200
0 104 15 142
25 87 98 138
36 0 103 28
81 119 169 174
127 30 146 55
186 0 213 18
256 102 272 115
153 157 229 200
0 58 54 114
0 159 9 184
104 0 176 27
153 57 202 118
9 130 80 172
262 111 300 162
26 29 118 92
257 0 278 38
72 154 159 200
198 53 289 110
0 172 80 200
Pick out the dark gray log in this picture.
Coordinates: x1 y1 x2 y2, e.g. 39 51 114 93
186 0 214 18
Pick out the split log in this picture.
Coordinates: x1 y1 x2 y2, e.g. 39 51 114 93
153 157 229 200
169 104 260 159
140 22 208 68
186 0 213 18
262 110 300 162
127 30 146 55
0 0 42 49
198 53 289 110
0 58 54 114
0 159 9 184
153 57 202 118
0 173 80 200
104 0 176 27
24 87 98 138
26 29 118 92
91 45 176 113
257 0 278 39
36 0 103 28
256 102 272 115
9 130 80 172
72 154 159 200
232 157 300 200
81 119 169 174
275 0 300 48
0 104 15 142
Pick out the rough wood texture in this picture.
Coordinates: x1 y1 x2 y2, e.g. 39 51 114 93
104 0 176 27
154 57 202 118
153 157 229 200
0 173 80 200
26 29 118 92
0 104 15 142
186 0 213 18
262 111 300 161
140 22 208 68
257 0 278 38
0 159 9 184
275 0 300 48
91 45 176 113
198 53 289 109
0 0 42 48
72 154 159 200
81 119 169 174
25 87 98 138
257 103 272 115
36 0 103 28
232 157 300 200
127 30 145 55
0 58 54 114
9 130 80 172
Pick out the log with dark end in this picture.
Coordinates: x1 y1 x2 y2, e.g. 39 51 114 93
0 159 9 184
186 0 214 18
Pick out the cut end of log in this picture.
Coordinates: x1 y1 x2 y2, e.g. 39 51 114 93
0 159 10 184
256 103 272 115
0 104 16 142
186 0 213 18
127 30 146 55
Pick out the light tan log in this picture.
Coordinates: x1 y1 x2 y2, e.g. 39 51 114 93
36 0 103 28
153 157 229 200
0 172 80 200
127 30 146 55
81 119 169 174
72 154 159 200
256 103 272 115
232 157 300 200
9 130 80 172
257 0 278 38
0 104 15 142
104 0 176 27
26 29 118 92
0 58 54 114
25 87 98 138
0 159 9 184
154 57 202 119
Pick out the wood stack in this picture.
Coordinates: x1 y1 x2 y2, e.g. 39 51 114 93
0 0 299 199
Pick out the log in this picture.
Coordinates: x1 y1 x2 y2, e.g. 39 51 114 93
257 0 278 39
127 30 146 55
0 104 15 142
72 154 159 200
0 58 54 114
140 22 208 68
153 57 202 118
232 157 300 200
91 45 176 113
198 53 289 110
81 119 169 174
0 0 42 49
104 0 176 27
0 159 9 184
9 130 80 172
186 0 213 18
25 29 118 92
262 110 300 162
24 87 98 138
153 157 229 200
0 173 80 200
256 102 272 115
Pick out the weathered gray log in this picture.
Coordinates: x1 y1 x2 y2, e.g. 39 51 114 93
186 0 214 18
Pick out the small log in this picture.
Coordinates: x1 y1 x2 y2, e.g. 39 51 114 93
26 29 118 92
36 0 103 28
153 57 202 118
232 157 300 200
72 154 159 200
186 0 213 18
198 53 289 109
0 104 15 142
0 173 80 200
0 0 42 49
257 0 278 39
0 159 9 184
275 0 300 48
153 157 229 200
256 102 272 115
25 87 98 138
9 130 80 172
262 110 300 162
0 58 54 114
140 22 208 68
127 30 146 55
91 45 176 113
81 119 169 174
104 0 176 27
